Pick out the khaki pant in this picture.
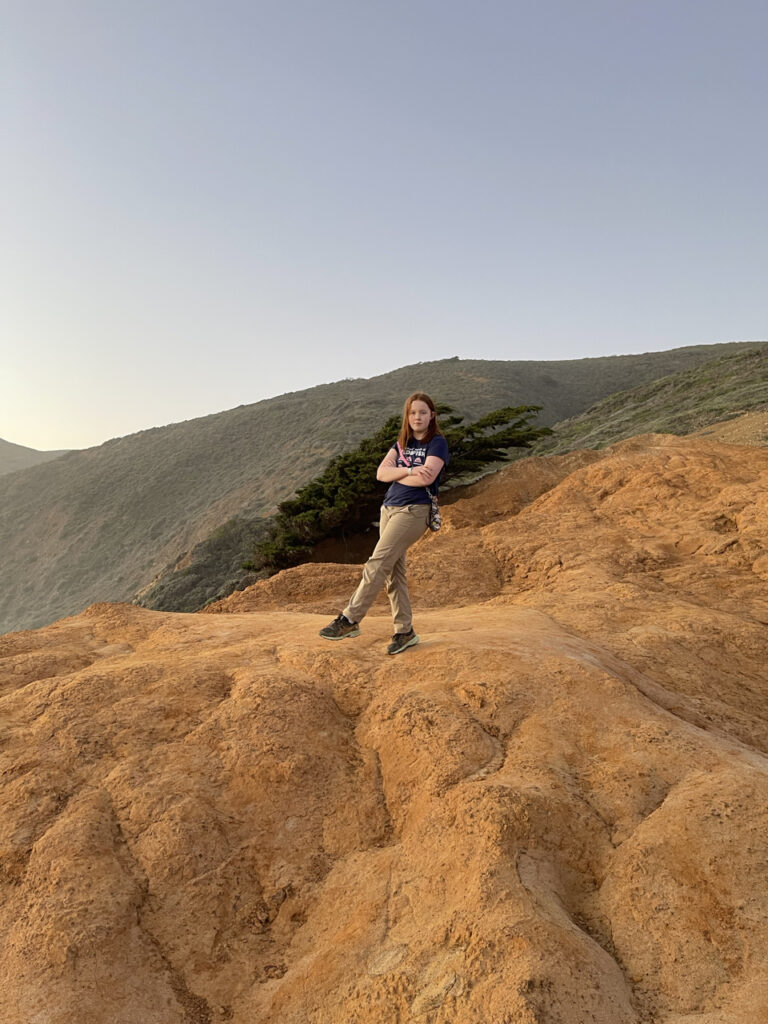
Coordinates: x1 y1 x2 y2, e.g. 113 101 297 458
343 504 429 633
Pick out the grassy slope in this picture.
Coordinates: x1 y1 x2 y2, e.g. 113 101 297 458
142 344 768 614
134 515 271 613
0 341 762 633
537 346 768 455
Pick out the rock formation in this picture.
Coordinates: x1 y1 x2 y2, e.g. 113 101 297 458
1 434 767 1023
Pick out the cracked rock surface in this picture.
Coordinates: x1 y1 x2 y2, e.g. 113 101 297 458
2 434 768 1023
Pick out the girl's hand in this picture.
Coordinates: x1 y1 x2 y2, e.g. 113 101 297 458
376 465 410 482
398 455 444 487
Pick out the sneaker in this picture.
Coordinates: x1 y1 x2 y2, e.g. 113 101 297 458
319 614 361 640
386 630 419 655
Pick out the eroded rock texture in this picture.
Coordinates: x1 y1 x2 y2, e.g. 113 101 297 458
2 434 768 1023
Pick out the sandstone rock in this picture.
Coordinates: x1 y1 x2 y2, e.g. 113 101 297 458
1 434 767 1022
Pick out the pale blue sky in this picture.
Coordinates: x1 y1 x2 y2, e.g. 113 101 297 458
1 0 766 450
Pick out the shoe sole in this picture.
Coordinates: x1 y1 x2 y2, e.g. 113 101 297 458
388 633 420 655
319 628 361 641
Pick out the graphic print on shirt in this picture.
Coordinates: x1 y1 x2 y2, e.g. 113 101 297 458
397 443 428 468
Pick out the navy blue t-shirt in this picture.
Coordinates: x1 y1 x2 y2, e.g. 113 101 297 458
383 434 450 506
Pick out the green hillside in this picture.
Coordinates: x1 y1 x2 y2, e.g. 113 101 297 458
0 341 762 634
538 346 768 454
140 343 768 615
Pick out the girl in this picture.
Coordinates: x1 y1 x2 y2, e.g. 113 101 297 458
319 392 449 654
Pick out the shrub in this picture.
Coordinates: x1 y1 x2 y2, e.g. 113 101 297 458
247 404 550 574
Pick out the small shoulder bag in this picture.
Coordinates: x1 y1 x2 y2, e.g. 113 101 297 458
396 442 442 532
425 485 442 532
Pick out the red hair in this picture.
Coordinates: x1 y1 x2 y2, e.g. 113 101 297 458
397 392 443 448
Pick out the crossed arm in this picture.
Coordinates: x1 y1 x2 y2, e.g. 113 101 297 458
376 448 445 487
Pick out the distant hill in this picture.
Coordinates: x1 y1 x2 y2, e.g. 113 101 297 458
0 341 762 635
0 437 69 477
537 346 768 454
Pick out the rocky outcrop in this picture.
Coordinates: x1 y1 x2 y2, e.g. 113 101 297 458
1 434 767 1023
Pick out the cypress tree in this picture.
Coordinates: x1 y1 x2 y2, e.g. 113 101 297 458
246 405 550 574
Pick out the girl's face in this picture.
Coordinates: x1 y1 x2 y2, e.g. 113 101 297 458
408 400 434 439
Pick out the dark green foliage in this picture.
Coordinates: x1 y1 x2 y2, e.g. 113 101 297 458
244 414 401 573
249 405 551 575
440 405 552 477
